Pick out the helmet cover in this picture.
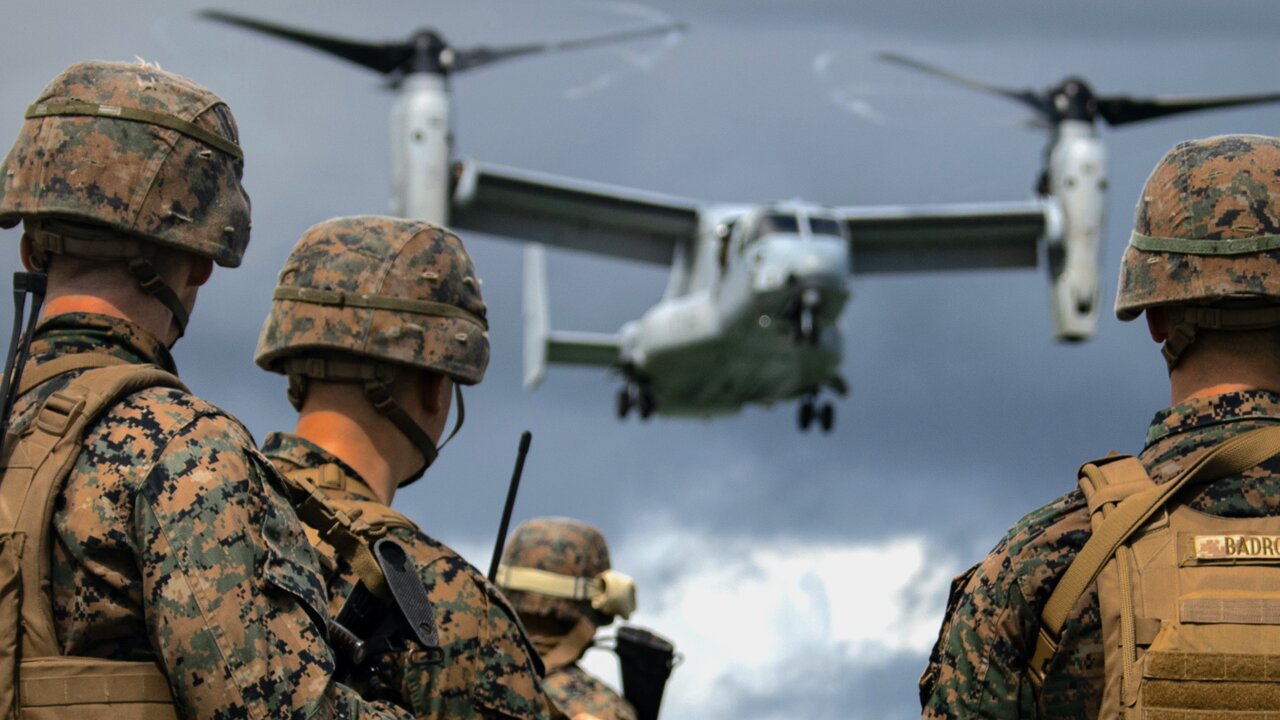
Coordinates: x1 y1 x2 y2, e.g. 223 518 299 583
1116 134 1280 320
500 517 616 626
255 215 489 384
0 60 250 266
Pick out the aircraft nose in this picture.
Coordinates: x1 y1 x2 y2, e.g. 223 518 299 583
791 251 845 287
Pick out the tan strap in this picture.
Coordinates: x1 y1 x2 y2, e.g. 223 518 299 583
1029 425 1280 687
273 286 488 330
26 101 243 160
540 616 598 672
20 657 174 706
17 354 128 396
1078 455 1154 518
279 470 391 601
286 462 346 490
496 565 604 603
0 364 185 658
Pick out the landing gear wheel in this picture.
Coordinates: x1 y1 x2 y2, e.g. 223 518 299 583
798 400 815 431
638 391 655 420
616 387 632 419
819 402 834 433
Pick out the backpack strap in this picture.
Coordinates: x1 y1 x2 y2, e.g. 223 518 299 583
1077 454 1156 527
16 353 128 396
1028 425 1280 688
0 361 185 658
277 471 394 602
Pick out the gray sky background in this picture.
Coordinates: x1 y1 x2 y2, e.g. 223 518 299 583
5 1 1280 717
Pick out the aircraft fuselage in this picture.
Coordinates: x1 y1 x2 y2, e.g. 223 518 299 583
619 204 850 416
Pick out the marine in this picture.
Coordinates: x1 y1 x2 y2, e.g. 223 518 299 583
254 215 552 719
920 134 1280 718
0 61 414 717
497 517 638 720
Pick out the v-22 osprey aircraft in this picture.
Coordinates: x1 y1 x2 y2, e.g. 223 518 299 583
203 12 1280 430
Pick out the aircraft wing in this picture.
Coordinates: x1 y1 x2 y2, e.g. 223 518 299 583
835 200 1055 274
451 158 701 266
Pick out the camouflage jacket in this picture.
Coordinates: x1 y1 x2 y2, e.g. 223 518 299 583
261 431 551 720
542 664 635 720
13 312 412 719
920 389 1280 719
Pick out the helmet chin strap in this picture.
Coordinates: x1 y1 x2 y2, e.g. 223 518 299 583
25 220 190 343
373 381 465 488
284 357 465 489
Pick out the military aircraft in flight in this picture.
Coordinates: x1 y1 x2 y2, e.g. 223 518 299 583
202 12 1280 430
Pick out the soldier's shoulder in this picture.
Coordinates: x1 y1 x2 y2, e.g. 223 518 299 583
81 384 258 483
546 665 634 720
1000 487 1089 566
387 527 520 616
104 384 247 439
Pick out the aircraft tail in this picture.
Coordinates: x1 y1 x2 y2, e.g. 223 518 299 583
524 244 552 389
523 244 621 390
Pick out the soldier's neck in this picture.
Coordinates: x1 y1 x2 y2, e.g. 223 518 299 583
1170 356 1280 405
294 385 418 505
42 294 172 343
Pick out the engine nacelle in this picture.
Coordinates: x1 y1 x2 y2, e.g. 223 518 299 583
1044 120 1105 342
390 73 452 223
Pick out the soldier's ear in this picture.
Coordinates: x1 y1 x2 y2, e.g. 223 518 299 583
186 256 214 288
1146 308 1169 343
18 234 37 272
420 371 450 416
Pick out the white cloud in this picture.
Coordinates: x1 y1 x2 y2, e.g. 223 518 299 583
572 520 958 719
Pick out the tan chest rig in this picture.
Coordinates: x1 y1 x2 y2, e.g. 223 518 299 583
1030 426 1280 719
0 354 185 719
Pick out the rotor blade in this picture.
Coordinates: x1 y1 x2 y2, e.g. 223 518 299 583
451 22 686 73
877 52 1047 116
1097 92 1280 127
201 10 409 75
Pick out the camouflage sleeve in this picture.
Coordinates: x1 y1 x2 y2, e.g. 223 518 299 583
133 410 413 719
472 583 553 719
920 490 1089 719
544 666 636 720
370 534 550 719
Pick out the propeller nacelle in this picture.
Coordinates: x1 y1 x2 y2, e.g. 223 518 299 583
1050 77 1099 124
408 29 452 75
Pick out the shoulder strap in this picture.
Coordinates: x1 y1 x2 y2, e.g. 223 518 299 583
277 471 393 601
1077 454 1155 524
1028 425 1280 687
16 354 128 396
0 362 185 658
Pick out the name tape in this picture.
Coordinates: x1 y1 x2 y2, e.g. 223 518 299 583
1194 534 1280 560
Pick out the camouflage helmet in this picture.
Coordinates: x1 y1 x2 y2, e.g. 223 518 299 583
498 517 630 627
0 60 250 267
255 215 489 384
1114 135 1280 367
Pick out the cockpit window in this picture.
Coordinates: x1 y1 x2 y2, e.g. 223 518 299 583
762 213 800 234
748 213 799 246
809 216 843 238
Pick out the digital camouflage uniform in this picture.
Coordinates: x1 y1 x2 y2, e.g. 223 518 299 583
501 519 637 720
255 216 550 719
263 432 550 719
540 663 634 720
0 61 413 719
921 135 1280 719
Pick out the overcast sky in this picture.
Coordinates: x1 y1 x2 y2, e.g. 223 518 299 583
6 2 1280 717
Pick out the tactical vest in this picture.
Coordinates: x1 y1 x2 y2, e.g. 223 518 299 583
280 464 435 591
1030 426 1280 719
0 355 184 718
279 463 545 679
